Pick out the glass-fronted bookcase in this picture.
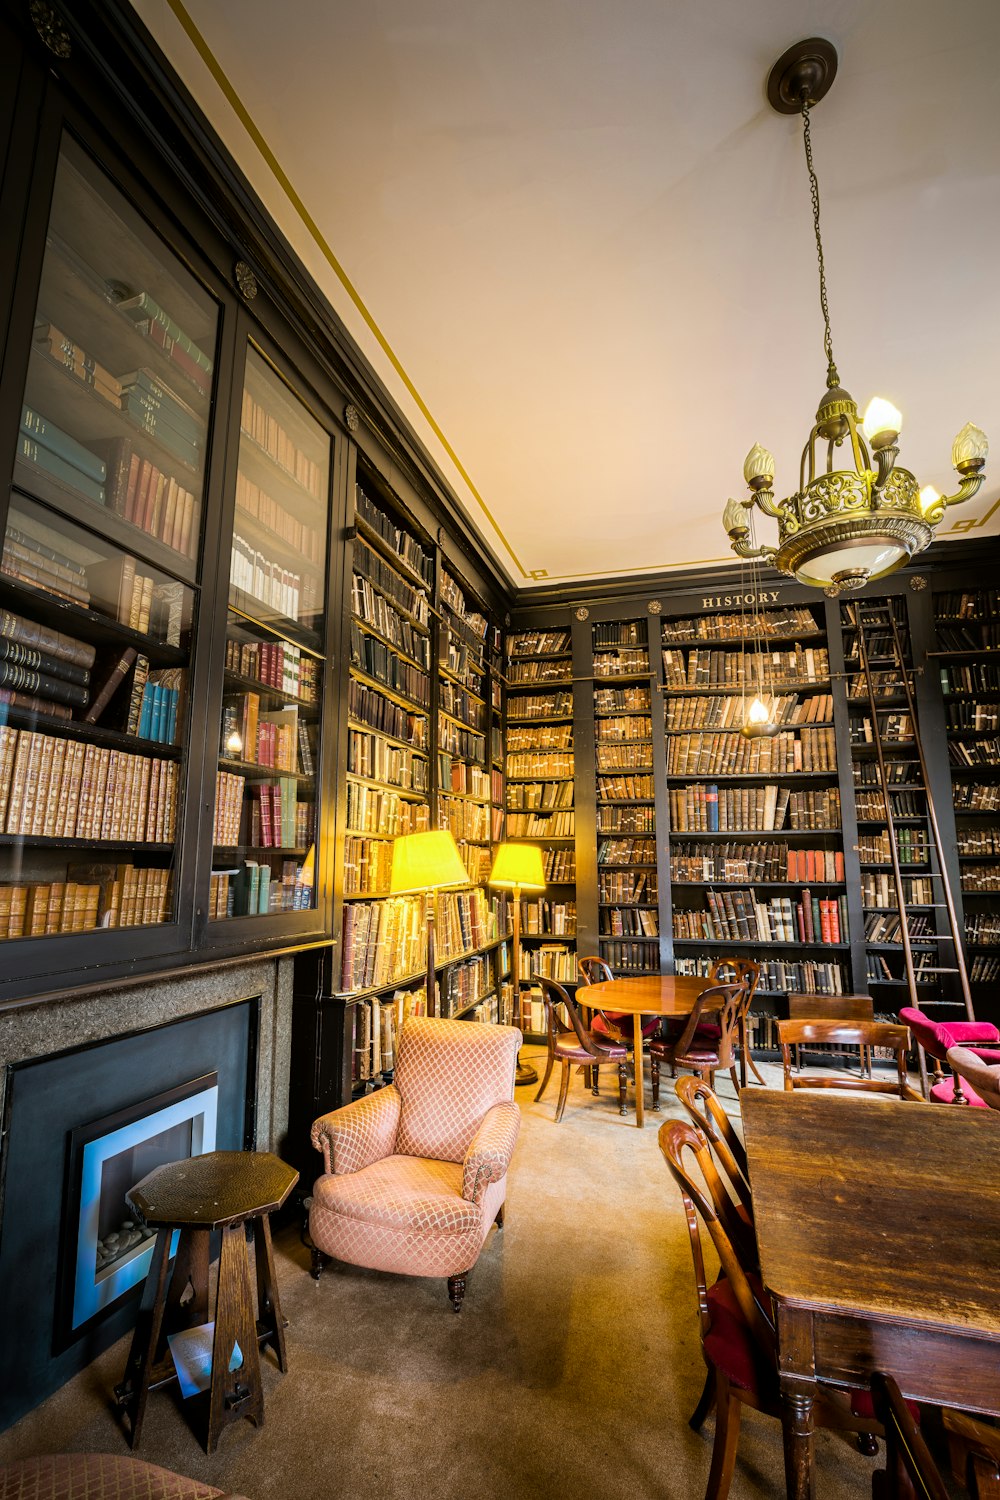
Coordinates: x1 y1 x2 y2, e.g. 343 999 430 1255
0 132 216 964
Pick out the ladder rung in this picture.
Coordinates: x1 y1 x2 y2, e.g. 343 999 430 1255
912 967 961 974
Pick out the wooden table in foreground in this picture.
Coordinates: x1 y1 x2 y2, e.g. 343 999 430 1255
581 974 710 1127
742 1089 1000 1500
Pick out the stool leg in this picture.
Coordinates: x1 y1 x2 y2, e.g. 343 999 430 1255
207 1221 264 1454
114 1227 172 1449
253 1215 289 1372
167 1227 209 1330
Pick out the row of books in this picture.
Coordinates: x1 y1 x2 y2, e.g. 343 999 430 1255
970 955 1000 983
953 784 1000 810
355 486 434 586
438 677 485 728
861 873 935 906
599 871 657 902
854 763 920 791
36 320 121 410
463 844 493 884
0 726 177 841
935 589 1000 621
350 623 430 707
597 804 655 833
437 794 490 843
521 899 576 935
224 636 318 702
847 669 903 700
507 779 574 811
967 916 1000 946
116 286 213 397
664 691 835 732
597 940 657 973
439 569 488 642
506 658 572 685
344 836 395 897
438 954 497 1017
675 955 849 996
946 704 1000 731
667 726 837 775
506 810 575 838
600 907 657 936
213 771 243 845
17 403 107 506
118 367 204 468
354 538 429 627
669 844 845 884
598 837 655 864
595 715 652 743
957 829 1000 856
352 574 430 667
852 714 913 745
596 743 653 771
346 781 428 837
2 517 89 611
238 779 302 849
663 644 830 689
935 624 1000 651
949 738 1000 768
674 888 848 944
593 648 648 676
593 621 644 648
668 783 841 833
437 719 485 761
542 848 576 881
858 829 928 864
440 758 490 798
520 943 576 982
220 694 299 770
236 470 323 567
0 863 172 939
864 912 933 942
230 535 313 623
594 686 650 713
507 629 570 657
241 387 324 501
597 773 655 800
940 664 1000 693
962 865 1000 893
507 691 573 721
346 728 428 792
353 988 414 1079
441 635 485 696
88 438 200 560
339 891 494 992
661 606 821 644
209 856 310 918
347 677 427 748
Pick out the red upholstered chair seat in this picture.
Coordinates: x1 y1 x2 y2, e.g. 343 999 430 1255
899 1007 1000 1060
930 1078 986 1106
658 1018 723 1043
554 1035 627 1064
591 1011 661 1040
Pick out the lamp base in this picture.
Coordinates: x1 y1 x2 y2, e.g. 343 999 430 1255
515 1056 538 1087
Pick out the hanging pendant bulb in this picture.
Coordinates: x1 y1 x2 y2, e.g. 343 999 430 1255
740 695 781 739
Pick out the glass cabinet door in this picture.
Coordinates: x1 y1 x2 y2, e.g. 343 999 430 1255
0 135 217 943
211 345 329 921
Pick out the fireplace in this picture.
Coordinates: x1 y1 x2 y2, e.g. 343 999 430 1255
66 1074 219 1337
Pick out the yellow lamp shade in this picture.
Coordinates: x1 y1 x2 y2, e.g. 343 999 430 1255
389 830 469 895
488 842 546 892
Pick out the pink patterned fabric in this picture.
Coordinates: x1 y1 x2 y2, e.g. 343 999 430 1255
311 1082 401 1174
0 1454 238 1499
462 1101 520 1204
309 1018 521 1285
394 1017 520 1162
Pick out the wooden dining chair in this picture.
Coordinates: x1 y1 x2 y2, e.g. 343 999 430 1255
776 1019 922 1100
943 1403 1000 1497
659 1119 883 1500
786 992 875 1076
673 1076 752 1220
649 982 744 1108
532 974 629 1121
711 958 765 1087
869 1372 948 1499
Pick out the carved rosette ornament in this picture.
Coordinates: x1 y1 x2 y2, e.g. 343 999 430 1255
29 0 71 56
909 575 928 592
234 260 258 302
344 404 360 432
647 600 662 614
575 607 589 621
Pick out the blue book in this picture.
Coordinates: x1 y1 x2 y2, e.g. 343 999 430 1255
20 406 107 484
167 687 179 744
137 683 154 740
149 683 164 743
705 783 719 832
17 434 106 506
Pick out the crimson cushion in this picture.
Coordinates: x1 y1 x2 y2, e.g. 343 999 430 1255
592 1012 660 1040
703 1274 771 1395
930 1077 986 1107
899 1007 999 1060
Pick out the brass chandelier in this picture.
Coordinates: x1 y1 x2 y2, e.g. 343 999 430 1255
723 38 988 597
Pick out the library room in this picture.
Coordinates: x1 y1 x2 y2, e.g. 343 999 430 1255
0 2 998 1498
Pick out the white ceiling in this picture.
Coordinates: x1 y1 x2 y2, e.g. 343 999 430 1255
133 0 1000 589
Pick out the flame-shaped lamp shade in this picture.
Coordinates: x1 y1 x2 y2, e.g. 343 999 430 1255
861 397 902 448
488 842 546 892
389 830 470 895
743 442 775 488
952 422 989 470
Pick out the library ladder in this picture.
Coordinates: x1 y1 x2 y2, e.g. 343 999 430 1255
851 599 974 1094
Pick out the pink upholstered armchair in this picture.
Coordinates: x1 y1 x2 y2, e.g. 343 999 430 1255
309 1016 522 1311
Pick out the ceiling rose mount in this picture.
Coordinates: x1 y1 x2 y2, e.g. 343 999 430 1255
723 37 988 596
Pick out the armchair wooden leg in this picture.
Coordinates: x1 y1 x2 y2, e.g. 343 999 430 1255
617 1061 628 1116
690 1367 716 1431
651 1056 660 1111
310 1248 326 1281
534 1052 555 1103
705 1374 742 1500
447 1273 467 1313
554 1061 572 1122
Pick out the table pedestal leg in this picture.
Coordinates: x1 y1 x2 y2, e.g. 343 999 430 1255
207 1221 264 1454
781 1391 815 1500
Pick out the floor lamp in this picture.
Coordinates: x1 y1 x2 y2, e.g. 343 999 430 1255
389 830 470 1016
489 842 546 1086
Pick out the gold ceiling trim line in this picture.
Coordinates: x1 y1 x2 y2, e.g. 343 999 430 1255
163 0 528 579
524 553 738 583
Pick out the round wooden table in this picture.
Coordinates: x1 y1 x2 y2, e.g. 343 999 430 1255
581 974 714 1127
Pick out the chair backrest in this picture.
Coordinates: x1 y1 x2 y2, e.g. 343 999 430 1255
658 1120 774 1361
946 1046 1000 1112
534 973 604 1057
669 982 743 1066
787 992 874 1022
711 956 761 1002
715 977 753 1070
776 1019 917 1098
673 1076 751 1209
943 1404 1000 1496
870 1372 950 1499
578 955 614 986
393 1016 522 1163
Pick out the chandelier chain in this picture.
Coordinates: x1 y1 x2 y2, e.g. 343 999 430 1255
800 97 838 388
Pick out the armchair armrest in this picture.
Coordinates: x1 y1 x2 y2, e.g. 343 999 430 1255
311 1084 401 1175
462 1100 521 1204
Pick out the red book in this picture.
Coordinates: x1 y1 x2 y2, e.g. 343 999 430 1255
802 888 814 943
787 848 798 882
819 900 833 943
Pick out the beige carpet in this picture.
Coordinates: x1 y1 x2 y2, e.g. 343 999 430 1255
0 1050 881 1498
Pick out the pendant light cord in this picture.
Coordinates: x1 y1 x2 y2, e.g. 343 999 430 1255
801 97 839 388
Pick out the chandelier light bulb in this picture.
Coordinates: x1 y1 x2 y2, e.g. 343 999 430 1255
743 442 775 489
861 397 902 449
919 485 941 515
225 729 243 757
747 696 770 725
952 422 989 471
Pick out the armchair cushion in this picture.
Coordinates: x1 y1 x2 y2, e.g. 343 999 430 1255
899 1007 999 1060
0 1454 235 1499
313 1156 479 1234
311 1083 401 1174
395 1017 521 1162
462 1100 521 1204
